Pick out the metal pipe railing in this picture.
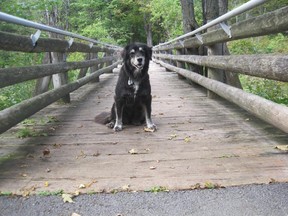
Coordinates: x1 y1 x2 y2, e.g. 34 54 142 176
154 0 269 48
0 11 121 49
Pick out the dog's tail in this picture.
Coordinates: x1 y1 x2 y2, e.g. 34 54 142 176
94 112 111 125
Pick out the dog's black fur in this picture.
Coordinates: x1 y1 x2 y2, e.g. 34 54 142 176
95 43 156 132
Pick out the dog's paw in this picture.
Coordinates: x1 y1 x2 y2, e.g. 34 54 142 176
145 123 157 132
113 124 123 132
106 121 115 129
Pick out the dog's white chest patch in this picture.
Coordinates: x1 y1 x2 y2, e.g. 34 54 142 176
128 78 139 97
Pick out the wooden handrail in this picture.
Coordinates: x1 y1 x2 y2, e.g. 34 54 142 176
0 56 117 88
0 61 121 134
154 54 288 82
154 6 288 51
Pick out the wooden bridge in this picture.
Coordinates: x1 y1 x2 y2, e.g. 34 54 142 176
0 3 288 195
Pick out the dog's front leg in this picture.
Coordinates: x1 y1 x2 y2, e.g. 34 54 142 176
143 95 157 131
113 99 124 131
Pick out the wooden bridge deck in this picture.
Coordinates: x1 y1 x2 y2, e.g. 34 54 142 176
0 62 288 195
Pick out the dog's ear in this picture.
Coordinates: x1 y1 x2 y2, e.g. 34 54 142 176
121 47 126 60
121 44 130 60
147 46 152 60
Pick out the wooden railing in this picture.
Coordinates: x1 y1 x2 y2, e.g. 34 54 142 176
153 6 288 133
0 22 121 134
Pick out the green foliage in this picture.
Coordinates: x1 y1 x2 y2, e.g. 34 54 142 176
38 189 64 196
229 34 288 54
0 81 35 111
229 33 288 105
16 127 48 138
240 76 288 105
150 0 183 40
0 191 13 196
145 186 169 193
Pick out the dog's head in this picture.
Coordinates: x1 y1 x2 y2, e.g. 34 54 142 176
121 43 152 77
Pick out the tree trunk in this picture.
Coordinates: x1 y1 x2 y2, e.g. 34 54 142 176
144 11 153 47
180 0 201 76
218 0 242 89
204 0 225 98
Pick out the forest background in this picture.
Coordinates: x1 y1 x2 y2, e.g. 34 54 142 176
0 0 287 110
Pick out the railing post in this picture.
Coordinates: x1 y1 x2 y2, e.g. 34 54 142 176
90 52 100 82
34 52 52 95
78 53 91 79
175 49 186 80
51 51 70 103
206 0 225 99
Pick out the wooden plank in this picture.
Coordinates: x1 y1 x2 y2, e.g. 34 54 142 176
0 62 287 195
0 31 117 53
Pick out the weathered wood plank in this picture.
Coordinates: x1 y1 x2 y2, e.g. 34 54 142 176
0 62 287 195
0 31 117 53
154 54 288 82
156 60 288 133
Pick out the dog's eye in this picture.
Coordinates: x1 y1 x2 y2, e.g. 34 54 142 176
129 49 135 55
139 48 145 53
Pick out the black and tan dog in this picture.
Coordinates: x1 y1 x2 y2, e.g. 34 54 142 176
95 43 156 132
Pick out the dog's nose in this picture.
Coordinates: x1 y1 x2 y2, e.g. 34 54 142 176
137 58 143 63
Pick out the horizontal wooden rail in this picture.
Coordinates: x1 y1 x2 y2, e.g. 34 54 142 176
154 6 288 51
0 31 117 53
0 56 117 88
155 60 288 133
0 61 121 134
154 54 288 82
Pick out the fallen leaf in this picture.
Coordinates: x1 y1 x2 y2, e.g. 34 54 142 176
269 178 276 184
46 168 51 173
93 152 100 157
79 184 86 189
168 134 177 140
26 154 34 159
21 185 37 197
184 136 191 143
275 145 288 151
122 185 130 191
128 149 138 154
53 143 62 148
71 213 81 216
43 148 50 157
190 183 201 190
86 180 97 188
144 127 156 132
62 193 74 203
44 181 49 187
76 150 87 159
150 166 157 170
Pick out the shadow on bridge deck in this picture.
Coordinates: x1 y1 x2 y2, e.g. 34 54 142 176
0 62 287 195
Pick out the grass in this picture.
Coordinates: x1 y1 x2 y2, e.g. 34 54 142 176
38 190 64 196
